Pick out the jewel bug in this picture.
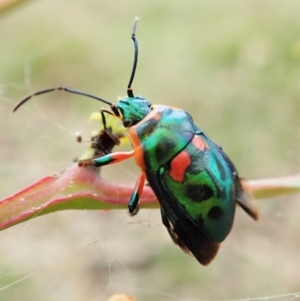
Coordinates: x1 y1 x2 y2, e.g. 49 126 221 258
14 17 258 265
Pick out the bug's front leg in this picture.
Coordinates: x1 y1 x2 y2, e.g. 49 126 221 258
93 150 134 166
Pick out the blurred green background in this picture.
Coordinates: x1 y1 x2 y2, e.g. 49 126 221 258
0 0 299 300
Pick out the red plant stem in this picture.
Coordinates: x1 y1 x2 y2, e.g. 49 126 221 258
0 163 299 231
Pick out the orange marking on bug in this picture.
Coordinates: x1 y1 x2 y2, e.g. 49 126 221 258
192 135 210 151
127 107 162 171
127 127 146 170
136 172 146 196
169 151 191 182
144 105 161 122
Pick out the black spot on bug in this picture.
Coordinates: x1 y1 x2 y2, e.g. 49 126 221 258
155 137 177 163
208 206 223 220
136 117 157 139
186 184 214 202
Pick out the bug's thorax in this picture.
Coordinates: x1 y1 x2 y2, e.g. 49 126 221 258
127 104 198 173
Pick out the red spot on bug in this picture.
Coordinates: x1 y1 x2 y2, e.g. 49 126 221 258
169 151 191 182
192 135 209 151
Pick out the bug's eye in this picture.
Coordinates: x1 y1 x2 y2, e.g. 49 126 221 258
123 119 132 127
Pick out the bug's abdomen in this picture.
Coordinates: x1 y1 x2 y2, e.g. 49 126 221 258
157 134 236 242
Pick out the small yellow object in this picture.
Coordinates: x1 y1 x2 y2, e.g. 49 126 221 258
89 112 128 145
106 294 136 301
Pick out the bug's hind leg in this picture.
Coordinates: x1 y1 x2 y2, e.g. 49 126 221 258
160 209 190 254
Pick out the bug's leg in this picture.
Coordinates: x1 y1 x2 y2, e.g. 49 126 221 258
160 209 170 228
100 109 115 130
128 172 146 215
160 209 190 253
93 150 134 167
160 209 178 243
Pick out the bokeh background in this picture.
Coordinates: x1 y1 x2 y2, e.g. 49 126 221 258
0 1 299 300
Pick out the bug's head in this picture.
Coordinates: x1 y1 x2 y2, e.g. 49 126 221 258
117 95 152 127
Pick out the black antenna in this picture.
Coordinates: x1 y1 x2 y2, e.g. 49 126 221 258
13 86 113 112
127 17 139 98
13 19 139 113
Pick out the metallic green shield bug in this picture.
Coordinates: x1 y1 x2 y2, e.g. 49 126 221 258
14 18 258 265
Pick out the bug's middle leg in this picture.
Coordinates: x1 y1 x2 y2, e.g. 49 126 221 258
128 172 146 215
